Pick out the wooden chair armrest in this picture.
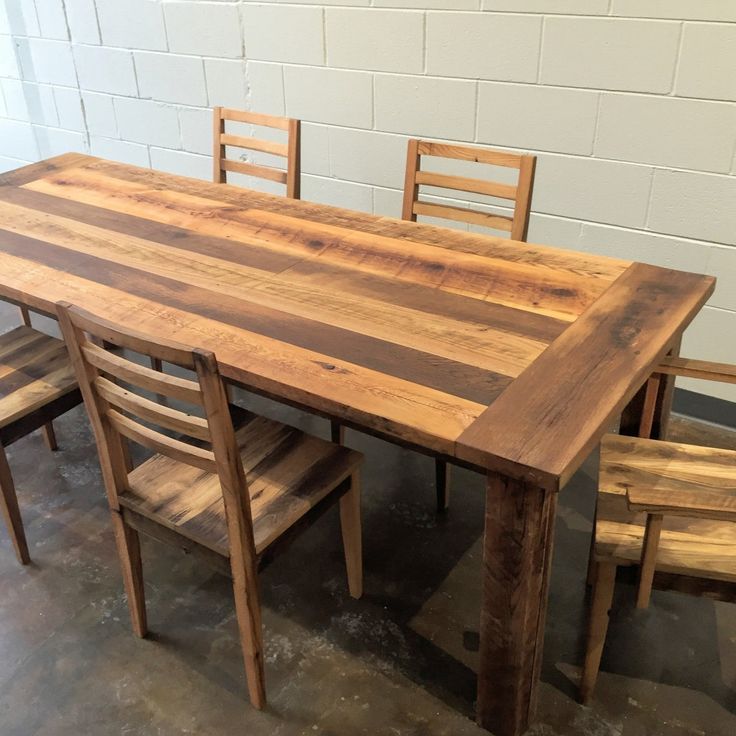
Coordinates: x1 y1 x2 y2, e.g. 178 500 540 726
656 357 736 384
626 487 736 522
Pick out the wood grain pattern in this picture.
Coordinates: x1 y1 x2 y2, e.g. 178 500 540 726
477 473 557 736
457 263 715 489
125 410 362 555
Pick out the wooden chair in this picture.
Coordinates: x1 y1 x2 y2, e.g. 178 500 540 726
0 324 81 563
402 139 536 240
580 358 736 703
56 302 362 709
212 107 301 199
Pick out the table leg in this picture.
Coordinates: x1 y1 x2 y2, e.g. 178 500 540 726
477 472 557 736
619 338 681 440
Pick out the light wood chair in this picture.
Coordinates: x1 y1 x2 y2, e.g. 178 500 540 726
0 324 81 563
580 358 736 704
212 107 301 199
56 302 362 709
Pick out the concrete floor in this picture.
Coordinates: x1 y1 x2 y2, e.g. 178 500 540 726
1 302 735 735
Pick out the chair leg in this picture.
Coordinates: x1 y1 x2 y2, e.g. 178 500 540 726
330 420 345 445
586 502 598 587
230 554 266 709
110 510 147 638
339 472 363 599
435 459 450 513
0 445 30 564
41 422 58 451
19 305 31 327
579 561 617 704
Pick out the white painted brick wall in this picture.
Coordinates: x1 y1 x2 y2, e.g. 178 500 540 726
1 0 735 404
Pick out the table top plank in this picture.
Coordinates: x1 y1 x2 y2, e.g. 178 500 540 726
457 263 715 488
0 154 715 480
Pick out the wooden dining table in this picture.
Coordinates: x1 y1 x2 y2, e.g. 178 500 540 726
0 153 715 736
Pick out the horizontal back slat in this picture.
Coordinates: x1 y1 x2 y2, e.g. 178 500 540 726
65 302 197 368
417 141 524 169
82 343 204 406
107 409 217 472
220 159 288 184
219 107 290 130
219 134 288 158
413 201 513 231
96 376 211 441
415 171 518 201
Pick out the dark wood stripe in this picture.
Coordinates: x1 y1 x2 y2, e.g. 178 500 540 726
0 229 511 405
0 186 302 275
283 259 567 344
456 263 716 489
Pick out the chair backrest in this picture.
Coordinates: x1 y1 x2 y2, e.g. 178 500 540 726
632 357 736 607
55 302 258 563
212 106 301 199
402 139 536 242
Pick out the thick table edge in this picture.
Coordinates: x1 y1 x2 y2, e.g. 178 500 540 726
455 263 716 491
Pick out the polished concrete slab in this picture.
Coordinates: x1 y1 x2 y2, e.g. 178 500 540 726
0 303 734 735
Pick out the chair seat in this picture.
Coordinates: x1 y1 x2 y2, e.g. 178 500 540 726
0 326 78 430
121 410 362 557
595 433 736 583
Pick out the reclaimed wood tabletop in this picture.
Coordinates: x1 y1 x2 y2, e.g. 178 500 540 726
0 153 715 736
